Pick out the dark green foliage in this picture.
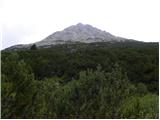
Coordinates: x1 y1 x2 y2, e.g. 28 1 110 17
12 41 158 92
1 41 159 118
1 53 35 118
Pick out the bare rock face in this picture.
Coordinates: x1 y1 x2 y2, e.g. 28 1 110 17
35 23 126 46
5 23 130 50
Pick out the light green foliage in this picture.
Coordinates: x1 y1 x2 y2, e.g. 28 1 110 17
120 94 159 119
98 63 129 118
50 64 130 118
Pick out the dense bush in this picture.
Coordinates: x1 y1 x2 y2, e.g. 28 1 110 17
1 41 159 118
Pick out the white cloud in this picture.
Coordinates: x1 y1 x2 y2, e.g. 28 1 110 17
1 0 160 49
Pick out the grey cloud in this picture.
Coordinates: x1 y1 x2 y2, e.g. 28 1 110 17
2 24 33 49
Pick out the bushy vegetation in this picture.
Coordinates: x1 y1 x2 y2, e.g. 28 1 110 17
1 41 159 118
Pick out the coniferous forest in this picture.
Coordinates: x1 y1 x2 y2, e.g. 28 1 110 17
1 41 159 118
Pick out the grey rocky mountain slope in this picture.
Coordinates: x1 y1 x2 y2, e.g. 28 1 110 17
5 23 132 50
35 23 126 46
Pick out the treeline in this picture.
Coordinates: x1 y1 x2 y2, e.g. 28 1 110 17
1 41 159 118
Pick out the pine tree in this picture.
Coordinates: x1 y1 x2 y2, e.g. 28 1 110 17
30 44 37 50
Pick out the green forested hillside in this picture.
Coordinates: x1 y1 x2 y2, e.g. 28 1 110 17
1 41 159 118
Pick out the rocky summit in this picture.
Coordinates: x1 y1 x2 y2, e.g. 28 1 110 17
36 23 126 47
5 23 131 50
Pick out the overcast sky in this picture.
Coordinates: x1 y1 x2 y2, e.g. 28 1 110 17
1 0 160 49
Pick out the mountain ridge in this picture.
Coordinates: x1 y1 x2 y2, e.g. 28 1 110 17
5 23 135 50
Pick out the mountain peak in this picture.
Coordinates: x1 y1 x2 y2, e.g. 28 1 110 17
64 23 93 31
5 23 132 50
76 23 84 26
75 23 92 27
36 23 126 46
